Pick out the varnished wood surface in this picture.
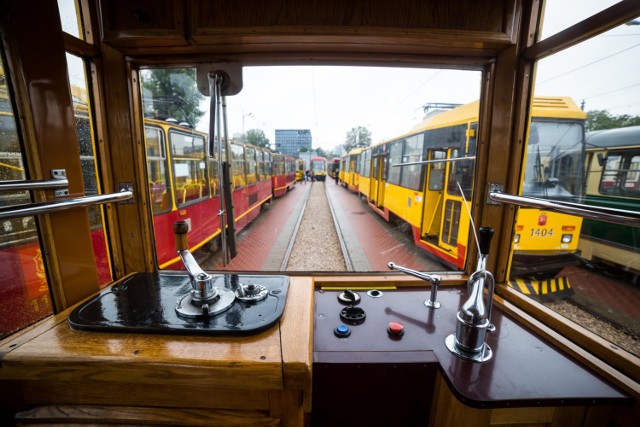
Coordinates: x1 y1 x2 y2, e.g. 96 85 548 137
0 276 313 394
15 404 280 426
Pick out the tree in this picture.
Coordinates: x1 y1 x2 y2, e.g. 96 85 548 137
586 110 640 132
246 129 270 148
141 68 205 127
344 126 372 152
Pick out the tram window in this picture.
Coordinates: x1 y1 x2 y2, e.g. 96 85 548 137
447 149 474 200
513 4 640 358
0 52 54 339
57 0 84 40
145 126 170 212
400 134 424 191
231 143 245 188
171 131 209 205
599 151 640 197
362 149 371 178
387 141 403 185
428 151 447 191
65 52 112 286
246 146 257 185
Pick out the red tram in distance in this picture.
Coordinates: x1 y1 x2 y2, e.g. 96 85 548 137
145 119 295 269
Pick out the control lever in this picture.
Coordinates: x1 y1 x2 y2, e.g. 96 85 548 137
174 221 235 318
388 262 441 309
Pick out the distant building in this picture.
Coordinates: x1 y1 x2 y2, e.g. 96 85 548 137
274 129 312 156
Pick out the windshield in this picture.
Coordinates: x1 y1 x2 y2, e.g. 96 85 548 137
522 120 585 200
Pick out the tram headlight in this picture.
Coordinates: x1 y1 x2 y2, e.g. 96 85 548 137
514 233 520 243
561 234 573 243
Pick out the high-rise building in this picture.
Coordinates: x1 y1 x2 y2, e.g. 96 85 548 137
274 129 312 156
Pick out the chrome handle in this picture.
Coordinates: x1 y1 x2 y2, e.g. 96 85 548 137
489 192 640 227
0 190 133 220
0 178 69 192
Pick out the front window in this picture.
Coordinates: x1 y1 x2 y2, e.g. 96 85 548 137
522 120 585 201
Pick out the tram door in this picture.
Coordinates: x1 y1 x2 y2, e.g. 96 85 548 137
370 152 387 208
421 150 447 241
437 148 468 256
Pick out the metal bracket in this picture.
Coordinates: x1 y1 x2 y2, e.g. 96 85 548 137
118 182 134 204
51 169 69 197
487 183 504 205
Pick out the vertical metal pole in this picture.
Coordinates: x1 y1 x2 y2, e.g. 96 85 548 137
221 95 237 257
208 72 228 266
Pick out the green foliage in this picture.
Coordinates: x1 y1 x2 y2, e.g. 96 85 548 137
344 126 372 152
315 148 329 158
141 68 205 127
246 128 270 148
586 110 640 132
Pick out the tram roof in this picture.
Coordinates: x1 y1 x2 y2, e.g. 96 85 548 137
586 125 640 150
398 96 586 139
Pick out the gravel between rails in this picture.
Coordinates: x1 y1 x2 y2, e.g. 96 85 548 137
286 181 347 272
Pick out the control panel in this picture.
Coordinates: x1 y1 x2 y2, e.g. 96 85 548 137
312 286 464 427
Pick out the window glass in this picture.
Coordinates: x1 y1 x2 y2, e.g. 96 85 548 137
66 53 112 286
57 0 84 40
0 53 53 338
231 143 245 188
145 126 170 212
387 141 403 185
139 66 480 276
171 131 209 205
363 149 371 178
539 0 619 40
516 8 640 357
400 134 424 190
246 146 257 185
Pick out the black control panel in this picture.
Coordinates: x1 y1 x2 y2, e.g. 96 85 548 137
68 272 289 336
312 287 465 427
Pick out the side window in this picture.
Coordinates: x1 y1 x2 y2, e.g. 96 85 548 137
0 53 54 338
145 126 170 212
387 141 403 185
400 134 424 190
363 149 371 178
231 143 245 188
428 150 447 191
245 146 257 185
600 151 640 197
171 131 209 205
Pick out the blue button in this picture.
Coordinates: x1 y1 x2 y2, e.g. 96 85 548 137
335 324 351 337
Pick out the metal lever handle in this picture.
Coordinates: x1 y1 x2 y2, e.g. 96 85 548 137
388 262 441 309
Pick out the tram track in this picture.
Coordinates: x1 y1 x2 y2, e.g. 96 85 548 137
280 183 311 271
325 181 353 272
283 181 348 272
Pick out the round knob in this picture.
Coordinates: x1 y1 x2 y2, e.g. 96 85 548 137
387 321 404 337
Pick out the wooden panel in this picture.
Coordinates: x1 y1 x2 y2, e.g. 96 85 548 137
19 381 271 410
15 405 279 426
101 45 155 274
100 0 187 47
1 325 283 389
192 0 508 32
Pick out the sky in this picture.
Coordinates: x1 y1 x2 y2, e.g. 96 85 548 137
193 0 639 153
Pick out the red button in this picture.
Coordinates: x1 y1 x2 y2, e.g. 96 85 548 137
388 321 404 336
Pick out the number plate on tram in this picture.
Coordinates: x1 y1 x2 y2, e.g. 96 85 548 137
530 228 554 238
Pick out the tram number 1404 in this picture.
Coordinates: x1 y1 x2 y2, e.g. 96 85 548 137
531 228 554 238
